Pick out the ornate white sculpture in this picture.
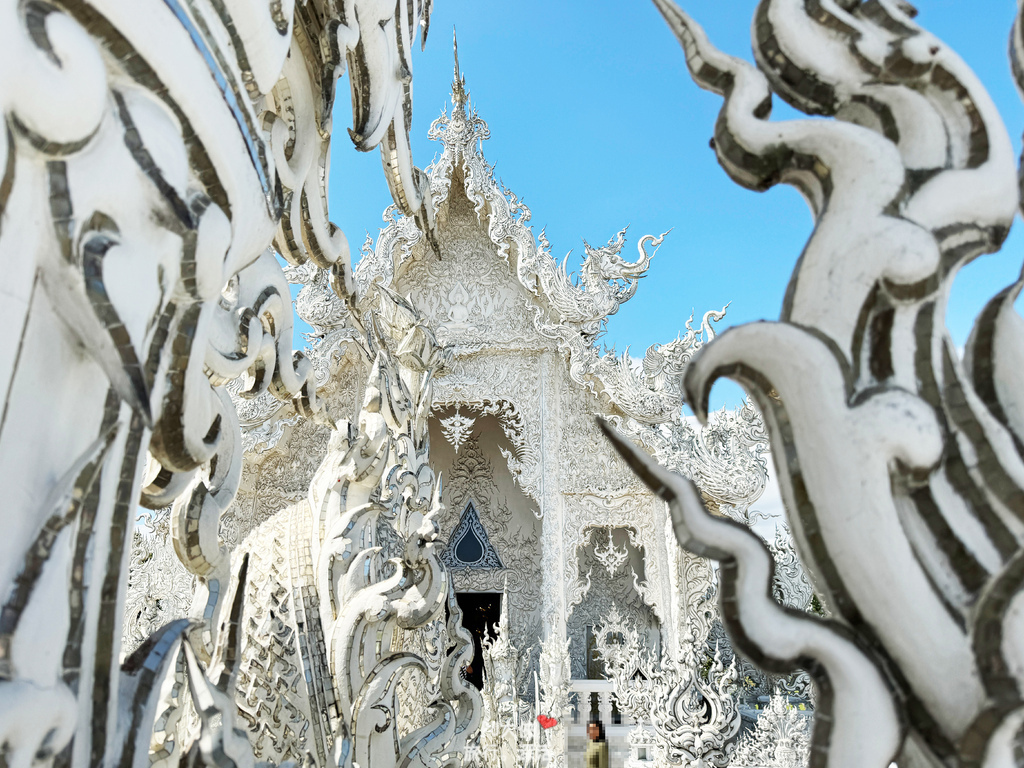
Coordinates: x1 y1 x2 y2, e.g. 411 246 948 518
442 499 506 569
731 691 811 768
674 523 817 708
603 0 1024 765
440 407 477 452
478 587 529 768
592 526 630 577
0 0 448 764
719 520 818 706
22 0 1024 763
230 287 480 767
567 525 662 681
537 630 572 766
594 606 740 766
342 36 736 435
111 27 774 768
625 724 659 768
766 523 818 616
262 39 772 737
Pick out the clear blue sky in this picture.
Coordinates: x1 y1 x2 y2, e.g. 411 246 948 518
323 1 1024 410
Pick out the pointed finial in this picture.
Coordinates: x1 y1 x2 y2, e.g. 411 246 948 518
453 26 460 78
451 26 468 113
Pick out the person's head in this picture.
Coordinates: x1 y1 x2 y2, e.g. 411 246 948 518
587 717 605 742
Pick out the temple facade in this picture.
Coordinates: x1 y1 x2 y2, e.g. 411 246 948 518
6 0 1020 763
123 46 771 766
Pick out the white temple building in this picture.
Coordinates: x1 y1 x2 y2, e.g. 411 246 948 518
5 0 1020 763
124 42 774 767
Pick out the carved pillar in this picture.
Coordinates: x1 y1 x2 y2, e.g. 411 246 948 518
598 690 614 729
649 502 676 658
537 350 568 764
666 515 688 660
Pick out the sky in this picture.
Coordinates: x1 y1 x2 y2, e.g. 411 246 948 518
324 0 1024 416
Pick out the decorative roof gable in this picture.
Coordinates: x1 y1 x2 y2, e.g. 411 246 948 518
324 33 730 426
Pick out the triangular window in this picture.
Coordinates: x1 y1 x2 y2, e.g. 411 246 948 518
442 500 504 569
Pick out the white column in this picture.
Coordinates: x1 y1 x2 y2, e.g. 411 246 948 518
598 690 613 729
537 350 568 766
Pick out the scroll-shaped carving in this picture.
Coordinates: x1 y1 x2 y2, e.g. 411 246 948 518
303 289 480 767
595 605 740 766
605 0 1024 764
0 0 438 764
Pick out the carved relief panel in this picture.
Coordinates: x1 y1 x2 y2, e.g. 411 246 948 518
395 187 544 353
429 414 543 680
566 527 662 680
432 360 545 502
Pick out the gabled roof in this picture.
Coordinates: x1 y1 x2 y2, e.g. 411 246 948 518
356 33 661 343
350 36 727 426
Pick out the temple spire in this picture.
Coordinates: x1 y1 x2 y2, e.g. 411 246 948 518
427 28 490 158
451 26 468 114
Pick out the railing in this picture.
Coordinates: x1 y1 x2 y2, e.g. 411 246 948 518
567 681 660 767
568 679 637 727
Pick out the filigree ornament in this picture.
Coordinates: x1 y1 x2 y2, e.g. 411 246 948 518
732 690 812 768
249 49 771 683
698 523 818 707
0 1 782 768
767 523 817 614
566 520 663 680
535 630 572 768
563 493 676 649
122 510 196 658
594 606 740 767
592 526 630 577
440 407 477 453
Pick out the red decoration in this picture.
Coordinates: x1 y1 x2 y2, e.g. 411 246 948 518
537 715 558 729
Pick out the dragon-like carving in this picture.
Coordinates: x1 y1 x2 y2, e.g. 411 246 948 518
533 226 664 342
0 0 441 763
604 0 1024 765
571 306 727 425
640 307 729 399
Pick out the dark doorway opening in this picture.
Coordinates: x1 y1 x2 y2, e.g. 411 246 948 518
454 592 502 690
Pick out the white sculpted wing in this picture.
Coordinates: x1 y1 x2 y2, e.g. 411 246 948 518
0 0 452 764
605 0 1024 764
